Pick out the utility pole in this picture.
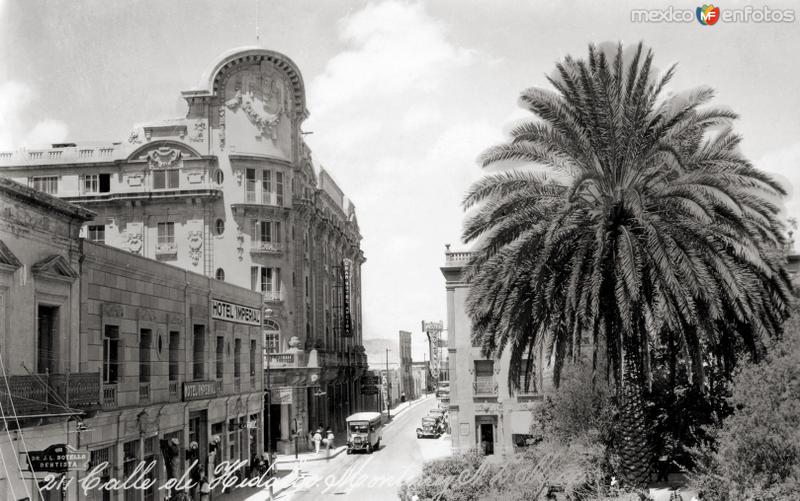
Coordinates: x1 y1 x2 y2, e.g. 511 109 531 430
423 352 427 397
385 348 391 420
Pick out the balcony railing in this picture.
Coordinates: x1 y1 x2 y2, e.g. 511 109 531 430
139 383 150 404
473 376 498 396
156 242 177 256
215 379 224 395
102 384 117 409
234 378 241 393
244 189 279 206
251 241 282 254
265 352 306 369
168 381 179 401
250 374 256 390
262 291 282 303
0 372 101 416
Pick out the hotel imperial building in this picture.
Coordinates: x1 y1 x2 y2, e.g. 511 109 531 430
0 47 368 454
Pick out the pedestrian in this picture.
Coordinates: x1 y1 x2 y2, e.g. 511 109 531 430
313 428 323 453
199 471 211 501
326 428 334 457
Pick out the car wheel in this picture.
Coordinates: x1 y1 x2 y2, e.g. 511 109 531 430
376 439 381 449
366 443 372 454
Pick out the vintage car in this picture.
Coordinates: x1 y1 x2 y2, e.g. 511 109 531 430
416 417 442 439
346 412 383 454
428 408 447 423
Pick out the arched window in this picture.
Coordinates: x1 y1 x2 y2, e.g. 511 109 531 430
215 219 225 236
264 319 280 354
215 268 225 281
215 170 224 185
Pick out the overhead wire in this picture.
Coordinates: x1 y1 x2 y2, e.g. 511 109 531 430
0 357 33 499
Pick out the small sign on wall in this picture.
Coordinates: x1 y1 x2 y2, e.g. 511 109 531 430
460 422 469 436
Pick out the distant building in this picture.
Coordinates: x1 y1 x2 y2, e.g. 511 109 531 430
441 248 548 457
0 178 263 499
0 47 369 454
411 361 429 396
398 330 414 400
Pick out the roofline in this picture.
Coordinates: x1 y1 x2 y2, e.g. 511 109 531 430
0 177 95 221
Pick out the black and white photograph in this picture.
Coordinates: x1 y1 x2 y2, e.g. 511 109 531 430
1 1 799 500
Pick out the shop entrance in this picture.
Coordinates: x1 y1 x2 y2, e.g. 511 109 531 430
188 410 208 470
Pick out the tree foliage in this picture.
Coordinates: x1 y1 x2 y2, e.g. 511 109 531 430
689 314 800 499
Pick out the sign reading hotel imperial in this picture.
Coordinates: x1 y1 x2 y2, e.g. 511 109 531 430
212 299 262 326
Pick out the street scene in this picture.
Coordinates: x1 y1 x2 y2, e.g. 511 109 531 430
2 1 800 500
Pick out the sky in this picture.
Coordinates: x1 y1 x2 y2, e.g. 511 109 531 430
2 0 800 361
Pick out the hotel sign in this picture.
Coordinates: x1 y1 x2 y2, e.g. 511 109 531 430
341 259 353 337
211 299 261 326
183 381 218 401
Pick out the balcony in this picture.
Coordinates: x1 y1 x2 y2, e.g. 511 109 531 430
168 381 180 401
0 372 101 416
250 374 256 390
265 352 307 369
215 379 224 395
473 376 498 397
139 383 150 404
156 242 177 257
102 384 117 409
250 241 282 254
244 189 280 207
261 291 282 303
234 378 241 393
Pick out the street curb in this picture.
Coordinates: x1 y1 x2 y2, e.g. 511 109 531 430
382 396 432 427
274 445 347 465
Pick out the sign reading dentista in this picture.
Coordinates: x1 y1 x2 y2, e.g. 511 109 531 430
211 299 262 326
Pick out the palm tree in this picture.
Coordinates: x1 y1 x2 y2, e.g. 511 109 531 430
462 42 793 487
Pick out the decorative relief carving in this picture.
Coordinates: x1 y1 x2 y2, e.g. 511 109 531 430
235 169 243 185
126 230 143 255
223 67 286 143
189 122 206 143
143 147 182 170
187 230 203 266
102 303 124 318
138 308 157 323
168 313 185 325
236 226 244 261
128 130 143 144
218 107 225 150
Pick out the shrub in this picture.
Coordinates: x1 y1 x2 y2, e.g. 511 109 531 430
688 316 800 499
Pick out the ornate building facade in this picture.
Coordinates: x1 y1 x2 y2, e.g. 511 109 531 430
0 47 368 454
0 177 264 500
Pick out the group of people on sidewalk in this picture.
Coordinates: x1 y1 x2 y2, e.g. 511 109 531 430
309 425 336 455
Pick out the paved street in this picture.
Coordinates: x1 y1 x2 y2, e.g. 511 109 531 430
281 396 450 501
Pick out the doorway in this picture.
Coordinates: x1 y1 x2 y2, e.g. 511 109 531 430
479 423 494 455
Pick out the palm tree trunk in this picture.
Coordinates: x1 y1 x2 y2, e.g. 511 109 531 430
615 328 653 488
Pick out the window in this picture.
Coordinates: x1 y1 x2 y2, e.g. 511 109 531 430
517 357 537 394
250 266 281 295
123 441 139 501
234 338 241 378
103 325 120 384
157 222 175 245
139 329 151 383
246 168 256 202
193 325 205 380
215 219 225 235
215 170 224 185
143 438 157 501
87 224 105 243
88 446 114 501
276 172 284 205
37 305 59 374
216 336 224 380
168 331 180 382
264 320 279 354
215 268 225 281
250 339 256 376
31 176 58 194
83 173 110 194
153 169 179 190
228 418 238 460
262 170 271 204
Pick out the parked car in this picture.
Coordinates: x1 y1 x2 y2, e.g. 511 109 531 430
416 417 441 439
346 412 383 454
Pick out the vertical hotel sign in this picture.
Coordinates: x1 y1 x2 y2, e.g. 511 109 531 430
341 258 353 337
422 321 443 382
